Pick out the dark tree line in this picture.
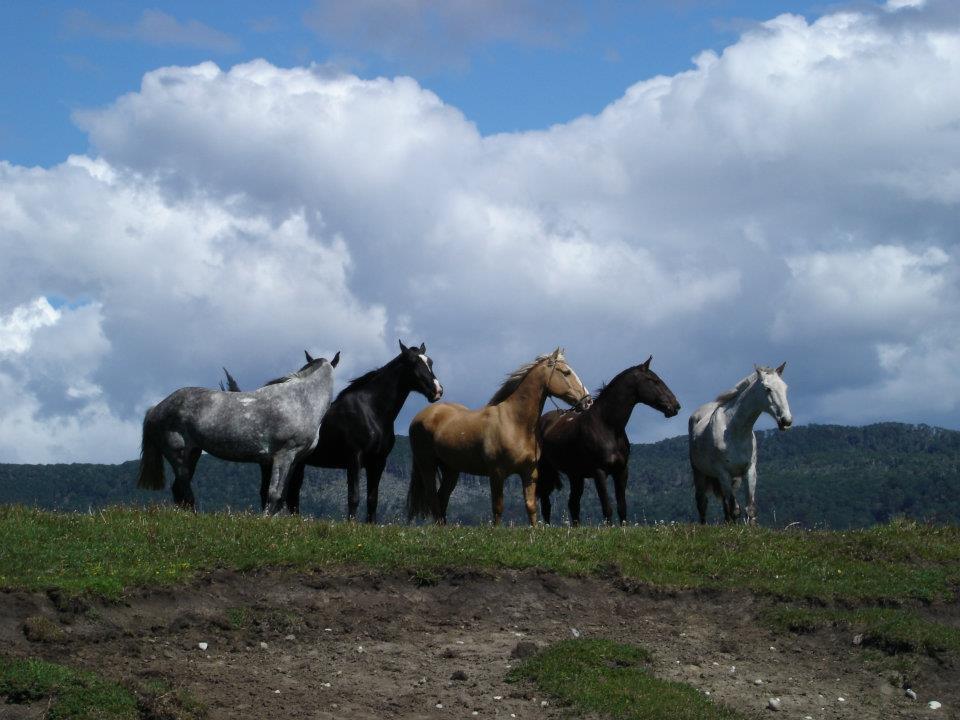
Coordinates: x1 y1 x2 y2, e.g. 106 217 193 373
1 423 957 528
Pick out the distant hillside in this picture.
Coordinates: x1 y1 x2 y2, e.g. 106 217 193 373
1 423 957 528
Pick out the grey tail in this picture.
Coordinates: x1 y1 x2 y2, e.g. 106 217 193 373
136 413 166 490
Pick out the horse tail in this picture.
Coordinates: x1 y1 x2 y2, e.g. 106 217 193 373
406 422 438 521
136 410 166 490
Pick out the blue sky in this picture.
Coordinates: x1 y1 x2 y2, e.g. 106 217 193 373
2 0 959 463
2 1 825 166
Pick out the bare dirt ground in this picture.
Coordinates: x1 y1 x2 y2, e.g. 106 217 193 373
1 568 956 719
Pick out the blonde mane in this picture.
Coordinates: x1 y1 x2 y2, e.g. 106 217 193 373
487 352 562 405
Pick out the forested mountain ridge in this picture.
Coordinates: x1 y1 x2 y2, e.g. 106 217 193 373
1 423 957 528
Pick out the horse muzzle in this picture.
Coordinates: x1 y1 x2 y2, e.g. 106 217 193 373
778 416 793 430
431 381 444 402
665 404 681 418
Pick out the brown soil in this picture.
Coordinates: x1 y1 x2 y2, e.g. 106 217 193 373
1 569 956 719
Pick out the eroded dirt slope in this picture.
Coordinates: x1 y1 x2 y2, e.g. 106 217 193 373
1 569 956 719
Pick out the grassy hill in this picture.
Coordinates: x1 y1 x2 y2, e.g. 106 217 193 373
1 422 958 528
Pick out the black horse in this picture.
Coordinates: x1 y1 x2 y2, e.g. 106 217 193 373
536 356 680 525
223 341 443 521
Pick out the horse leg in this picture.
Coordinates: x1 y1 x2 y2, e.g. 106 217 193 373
170 447 200 511
259 464 271 511
285 462 306 515
364 455 387 524
489 474 506 526
717 470 740 523
437 463 460 524
264 451 297 516
568 476 585 527
693 468 709 524
346 454 362 521
744 463 758 525
594 469 613 525
522 467 539 528
538 461 558 525
614 468 628 526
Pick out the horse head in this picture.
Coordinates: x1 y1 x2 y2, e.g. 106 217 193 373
632 355 681 418
399 340 443 402
755 362 792 430
543 348 590 407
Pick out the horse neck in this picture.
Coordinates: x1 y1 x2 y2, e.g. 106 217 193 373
501 364 551 432
293 370 332 420
593 377 637 431
723 380 765 435
355 363 412 422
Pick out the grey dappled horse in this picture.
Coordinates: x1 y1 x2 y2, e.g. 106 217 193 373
688 363 792 524
137 353 337 515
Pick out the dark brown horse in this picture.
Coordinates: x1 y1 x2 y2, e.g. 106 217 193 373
537 356 680 525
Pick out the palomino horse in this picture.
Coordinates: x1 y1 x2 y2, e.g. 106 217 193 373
537 356 680 526
137 354 336 515
688 363 792 524
223 341 444 522
407 348 589 526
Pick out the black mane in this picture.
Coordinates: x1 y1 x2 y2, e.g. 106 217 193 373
333 353 404 402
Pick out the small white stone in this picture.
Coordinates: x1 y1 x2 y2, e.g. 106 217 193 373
285 634 295 641
324 627 332 632
274 689 280 694
769 646 776 651
540 700 548 707
838 697 845 702
767 697 781 711
259 641 268 650
323 682 331 688
198 642 208 651
357 645 364 653
905 689 917 700
929 700 942 710
729 666 736 674
493 695 502 701
754 679 764 685
435 703 443 709
570 628 581 638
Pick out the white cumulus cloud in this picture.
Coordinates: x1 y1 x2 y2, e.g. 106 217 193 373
3 0 960 460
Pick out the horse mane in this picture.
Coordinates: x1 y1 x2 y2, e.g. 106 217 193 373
487 352 561 406
593 365 638 403
263 359 326 386
333 354 403 402
714 367 771 404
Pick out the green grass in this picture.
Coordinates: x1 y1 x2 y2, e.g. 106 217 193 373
0 656 138 720
0 506 958 602
507 639 744 720
764 606 960 655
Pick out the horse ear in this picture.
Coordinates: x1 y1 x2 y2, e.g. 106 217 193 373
399 339 408 353
754 364 763 378
551 347 561 360
776 361 786 376
419 342 426 353
641 355 652 370
331 351 340 368
305 350 315 363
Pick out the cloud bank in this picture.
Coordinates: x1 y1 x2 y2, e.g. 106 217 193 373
3 1 960 461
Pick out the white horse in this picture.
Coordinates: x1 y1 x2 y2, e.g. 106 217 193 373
688 363 792 524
